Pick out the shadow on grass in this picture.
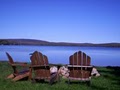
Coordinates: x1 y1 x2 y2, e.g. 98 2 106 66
65 80 91 86
106 66 120 75
106 66 120 85
31 79 58 85
90 85 107 90
98 66 120 87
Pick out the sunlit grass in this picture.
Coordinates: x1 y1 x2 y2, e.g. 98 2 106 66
0 61 120 90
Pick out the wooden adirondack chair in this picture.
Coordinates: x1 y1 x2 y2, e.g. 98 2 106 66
6 52 32 81
30 51 58 84
67 51 93 85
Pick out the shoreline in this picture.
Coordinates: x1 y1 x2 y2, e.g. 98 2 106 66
1 44 120 48
1 60 120 67
1 39 120 47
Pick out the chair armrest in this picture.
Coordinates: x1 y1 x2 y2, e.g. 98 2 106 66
14 62 27 64
11 63 29 67
67 65 93 68
31 65 49 67
30 65 50 69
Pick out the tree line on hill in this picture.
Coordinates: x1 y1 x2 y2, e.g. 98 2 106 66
0 39 120 47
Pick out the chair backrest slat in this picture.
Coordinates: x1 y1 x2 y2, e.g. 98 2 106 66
6 52 18 74
6 52 14 64
87 56 91 66
77 51 82 65
69 55 73 65
83 52 87 66
74 52 77 65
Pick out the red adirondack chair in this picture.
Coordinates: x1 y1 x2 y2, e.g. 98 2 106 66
6 52 32 81
67 51 93 85
30 51 58 84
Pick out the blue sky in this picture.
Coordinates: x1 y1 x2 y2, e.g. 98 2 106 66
0 0 120 43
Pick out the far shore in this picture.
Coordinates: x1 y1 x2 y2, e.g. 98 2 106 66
0 39 120 47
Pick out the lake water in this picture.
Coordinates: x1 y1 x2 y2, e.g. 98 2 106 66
0 45 120 66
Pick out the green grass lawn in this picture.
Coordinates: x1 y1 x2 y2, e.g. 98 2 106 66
0 61 120 90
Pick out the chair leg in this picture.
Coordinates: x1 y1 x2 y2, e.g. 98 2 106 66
12 72 29 81
28 70 32 81
7 74 14 79
87 81 91 86
68 79 70 84
12 76 21 81
56 73 61 82
50 73 57 85
32 78 36 83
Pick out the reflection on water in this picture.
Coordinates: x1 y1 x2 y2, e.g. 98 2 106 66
0 45 120 66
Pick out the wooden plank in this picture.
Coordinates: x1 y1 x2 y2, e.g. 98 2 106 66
77 51 82 65
73 52 77 65
67 65 93 68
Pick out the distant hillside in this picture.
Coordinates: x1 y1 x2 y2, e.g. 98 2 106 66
0 39 120 47
0 39 50 45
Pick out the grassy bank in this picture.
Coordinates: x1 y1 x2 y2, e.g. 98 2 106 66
0 61 120 90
